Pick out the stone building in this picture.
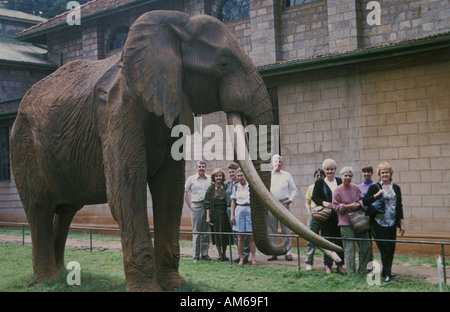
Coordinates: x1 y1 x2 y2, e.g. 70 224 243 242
1 0 449 248
0 8 56 216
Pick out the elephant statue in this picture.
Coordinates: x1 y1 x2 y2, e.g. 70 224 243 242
10 10 342 291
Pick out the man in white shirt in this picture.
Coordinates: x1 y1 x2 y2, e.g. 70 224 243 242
268 154 297 261
184 160 211 262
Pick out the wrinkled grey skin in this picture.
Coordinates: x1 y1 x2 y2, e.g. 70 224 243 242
10 11 341 291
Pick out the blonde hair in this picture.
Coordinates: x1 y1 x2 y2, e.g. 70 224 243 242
211 168 226 183
377 162 394 182
322 159 337 170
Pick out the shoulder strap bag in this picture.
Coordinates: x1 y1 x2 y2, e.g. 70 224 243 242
311 181 332 222
348 188 371 234
365 183 385 216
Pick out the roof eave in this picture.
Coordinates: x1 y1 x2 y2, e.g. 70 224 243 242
258 34 450 78
0 59 58 71
16 0 158 43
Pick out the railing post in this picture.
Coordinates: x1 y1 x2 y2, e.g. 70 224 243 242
22 224 25 245
441 244 447 284
296 236 300 270
90 229 93 252
228 233 233 265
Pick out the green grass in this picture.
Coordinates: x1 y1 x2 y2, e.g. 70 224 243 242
0 240 448 292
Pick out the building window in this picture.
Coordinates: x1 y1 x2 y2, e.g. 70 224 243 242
219 0 250 23
268 88 281 154
268 88 279 126
285 0 319 8
3 22 26 37
107 26 129 52
0 127 10 181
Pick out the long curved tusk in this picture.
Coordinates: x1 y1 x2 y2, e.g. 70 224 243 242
227 113 343 257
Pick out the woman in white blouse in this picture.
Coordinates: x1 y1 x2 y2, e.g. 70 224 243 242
230 169 257 266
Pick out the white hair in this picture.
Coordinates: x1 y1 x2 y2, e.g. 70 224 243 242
340 166 354 176
271 154 282 162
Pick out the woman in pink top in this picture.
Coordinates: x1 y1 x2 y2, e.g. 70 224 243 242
332 166 372 275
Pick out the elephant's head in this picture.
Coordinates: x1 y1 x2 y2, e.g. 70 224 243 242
121 11 342 258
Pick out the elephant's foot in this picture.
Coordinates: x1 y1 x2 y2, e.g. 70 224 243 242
34 269 59 284
126 279 163 292
157 271 187 291
55 262 68 272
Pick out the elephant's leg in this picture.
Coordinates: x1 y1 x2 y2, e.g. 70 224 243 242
103 139 160 291
27 202 59 283
53 204 81 270
107 178 160 291
113 194 160 291
149 158 187 291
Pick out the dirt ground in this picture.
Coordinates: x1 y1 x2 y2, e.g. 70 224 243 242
1 234 446 286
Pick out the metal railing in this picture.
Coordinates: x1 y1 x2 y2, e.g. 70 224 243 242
1 221 448 284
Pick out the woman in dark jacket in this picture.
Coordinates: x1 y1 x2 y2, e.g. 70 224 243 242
312 159 345 274
363 162 405 283
205 168 232 261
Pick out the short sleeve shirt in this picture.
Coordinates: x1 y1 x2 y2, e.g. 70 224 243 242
231 182 250 206
185 174 211 203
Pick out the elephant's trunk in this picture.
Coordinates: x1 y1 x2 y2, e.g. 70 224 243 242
226 113 343 259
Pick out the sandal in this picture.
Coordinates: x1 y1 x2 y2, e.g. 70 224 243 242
252 259 257 266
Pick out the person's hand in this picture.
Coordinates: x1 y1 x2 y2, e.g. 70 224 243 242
206 217 212 224
399 220 405 236
374 189 385 198
351 202 360 211
346 202 360 211
231 216 236 225
323 201 332 208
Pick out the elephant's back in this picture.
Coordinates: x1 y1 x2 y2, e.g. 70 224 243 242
18 54 121 117
11 56 120 205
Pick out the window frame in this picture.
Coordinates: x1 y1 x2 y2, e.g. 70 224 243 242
107 25 129 52
219 0 250 24
0 127 11 181
284 0 321 9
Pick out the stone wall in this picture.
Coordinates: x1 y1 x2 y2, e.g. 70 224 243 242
0 67 51 109
360 0 450 48
280 1 329 60
264 47 450 239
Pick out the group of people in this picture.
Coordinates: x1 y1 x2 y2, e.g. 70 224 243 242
184 155 297 267
184 160 255 265
184 156 406 283
305 159 405 283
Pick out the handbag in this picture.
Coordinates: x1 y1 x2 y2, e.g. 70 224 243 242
365 183 385 216
311 206 332 222
349 189 371 234
311 181 332 222
349 210 371 234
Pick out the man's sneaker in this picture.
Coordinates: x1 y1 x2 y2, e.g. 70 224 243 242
305 264 313 271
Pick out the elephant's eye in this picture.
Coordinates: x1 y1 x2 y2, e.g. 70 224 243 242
217 58 229 73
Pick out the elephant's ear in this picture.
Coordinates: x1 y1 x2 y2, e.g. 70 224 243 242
122 11 193 131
